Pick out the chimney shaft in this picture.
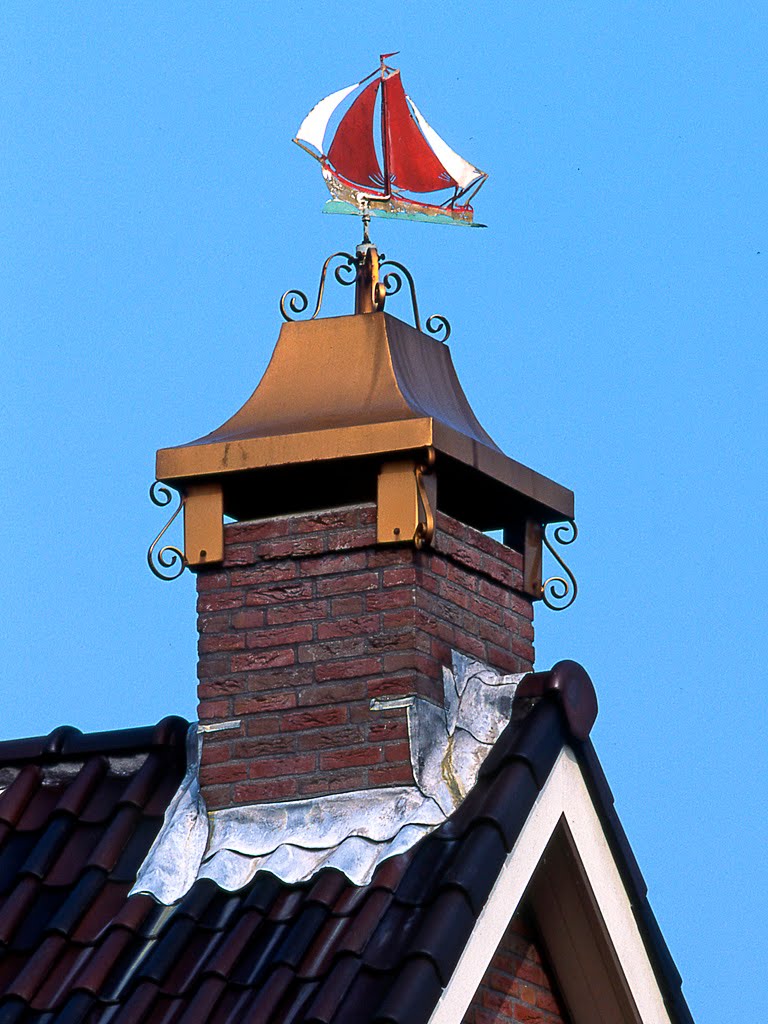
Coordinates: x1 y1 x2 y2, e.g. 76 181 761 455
197 503 533 809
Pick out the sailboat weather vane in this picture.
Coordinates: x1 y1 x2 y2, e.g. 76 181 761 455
293 53 487 227
282 55 485 331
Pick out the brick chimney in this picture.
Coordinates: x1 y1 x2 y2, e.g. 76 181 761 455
196 506 534 808
153 253 573 811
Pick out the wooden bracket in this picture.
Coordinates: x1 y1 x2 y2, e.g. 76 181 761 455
184 482 224 566
377 459 436 545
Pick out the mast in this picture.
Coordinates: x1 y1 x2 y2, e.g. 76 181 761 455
379 52 397 198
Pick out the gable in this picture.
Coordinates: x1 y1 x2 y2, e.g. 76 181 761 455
429 748 685 1024
462 911 572 1024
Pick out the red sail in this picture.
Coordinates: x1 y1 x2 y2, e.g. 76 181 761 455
383 71 456 193
327 79 383 188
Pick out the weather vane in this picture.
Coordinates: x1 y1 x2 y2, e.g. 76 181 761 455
293 53 487 228
277 54 488 331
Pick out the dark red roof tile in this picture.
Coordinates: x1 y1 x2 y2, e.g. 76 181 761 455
55 759 109 817
0 767 42 827
4 933 67 1002
404 888 475 984
205 908 264 977
0 876 39 945
47 867 108 938
46 824 105 886
86 805 143 873
176 976 228 1024
70 879 130 944
301 956 360 1023
438 820 508 914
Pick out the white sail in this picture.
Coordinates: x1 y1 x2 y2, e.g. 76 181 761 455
295 81 361 156
408 97 484 191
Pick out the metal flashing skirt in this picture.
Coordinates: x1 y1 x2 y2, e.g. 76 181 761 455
132 653 524 903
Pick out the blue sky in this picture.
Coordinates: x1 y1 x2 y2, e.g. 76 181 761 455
1 4 765 1021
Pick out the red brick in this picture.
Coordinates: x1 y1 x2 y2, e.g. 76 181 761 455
245 715 282 736
243 581 313 606
198 633 245 654
226 518 293 543
382 608 416 629
297 682 367 706
282 706 348 731
248 753 316 779
257 534 326 559
296 725 364 751
204 784 233 810
197 591 244 612
293 507 361 533
314 657 382 681
223 543 258 566
234 691 296 715
267 600 329 624
368 763 413 786
383 740 410 762
316 571 379 595
366 589 413 611
230 563 295 587
198 699 231 720
297 769 363 796
301 552 367 577
319 746 381 770
381 566 418 586
245 624 313 649
196 571 230 592
200 742 231 766
368 718 408 742
316 615 380 640
230 609 267 629
234 778 298 803
198 612 230 633
298 638 369 664
234 735 293 759
230 648 295 672
198 678 247 699
333 527 376 548
461 916 569 1024
366 547 412 568
201 762 248 784
330 595 364 616
240 666 313 692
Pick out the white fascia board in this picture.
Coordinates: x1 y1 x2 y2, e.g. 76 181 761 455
428 747 673 1024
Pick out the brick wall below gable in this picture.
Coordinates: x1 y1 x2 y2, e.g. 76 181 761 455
462 912 572 1024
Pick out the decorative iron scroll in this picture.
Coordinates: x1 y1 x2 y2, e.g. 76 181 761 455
413 448 436 550
379 259 451 341
147 482 186 581
280 251 356 322
541 520 578 611
280 248 451 341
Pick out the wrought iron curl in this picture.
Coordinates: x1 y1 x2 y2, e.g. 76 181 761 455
280 251 357 322
413 447 436 550
380 259 421 331
541 520 578 611
425 314 451 343
334 259 358 287
147 482 186 581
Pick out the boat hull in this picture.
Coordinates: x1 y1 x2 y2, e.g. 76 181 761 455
321 167 484 228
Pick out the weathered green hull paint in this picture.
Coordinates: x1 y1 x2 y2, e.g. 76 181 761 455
322 199 486 228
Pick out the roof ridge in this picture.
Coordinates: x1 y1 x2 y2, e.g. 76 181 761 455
0 717 189 765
